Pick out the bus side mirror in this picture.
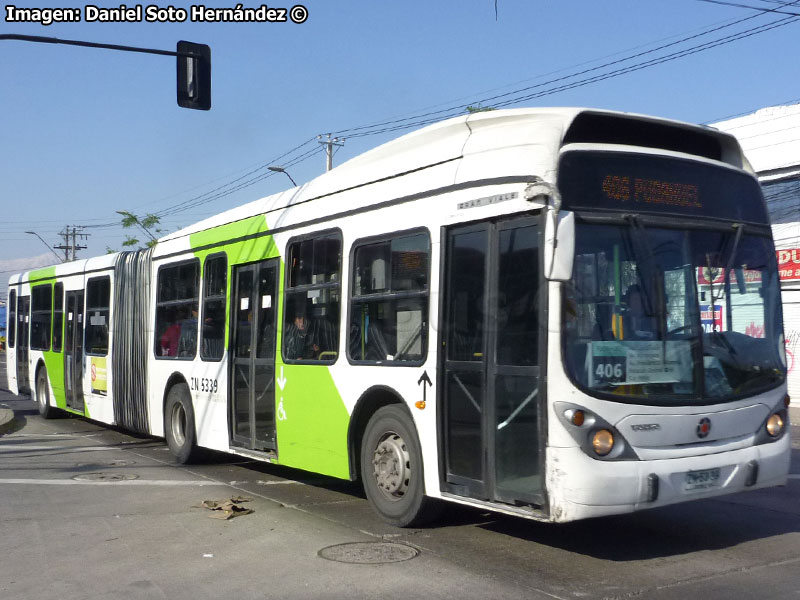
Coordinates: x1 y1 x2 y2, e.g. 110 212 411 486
177 41 211 110
544 210 575 281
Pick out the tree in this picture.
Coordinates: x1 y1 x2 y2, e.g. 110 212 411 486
117 211 162 249
466 104 495 114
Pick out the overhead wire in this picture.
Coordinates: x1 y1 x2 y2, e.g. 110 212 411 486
47 1 800 235
151 136 319 218
330 1 800 139
694 0 800 14
350 18 800 138
155 144 326 218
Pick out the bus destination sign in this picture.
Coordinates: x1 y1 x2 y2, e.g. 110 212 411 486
558 151 769 225
601 175 701 210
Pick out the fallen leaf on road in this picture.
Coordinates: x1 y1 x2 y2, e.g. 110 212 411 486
196 497 254 520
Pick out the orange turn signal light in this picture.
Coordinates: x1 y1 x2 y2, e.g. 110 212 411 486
571 410 585 427
415 401 426 410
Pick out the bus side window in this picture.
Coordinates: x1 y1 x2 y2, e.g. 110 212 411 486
349 230 430 364
52 283 64 352
201 254 227 361
30 284 52 351
155 261 200 359
8 289 16 349
85 277 111 355
282 230 342 363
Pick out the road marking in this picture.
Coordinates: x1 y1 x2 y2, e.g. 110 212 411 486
0 478 228 486
256 479 303 485
0 444 119 452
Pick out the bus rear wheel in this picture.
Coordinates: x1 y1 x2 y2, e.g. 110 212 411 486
360 405 441 527
36 367 56 419
165 383 199 464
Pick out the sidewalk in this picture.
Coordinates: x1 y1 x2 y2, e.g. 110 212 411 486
0 406 14 435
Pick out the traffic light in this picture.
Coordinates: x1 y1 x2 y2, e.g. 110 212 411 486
177 41 211 110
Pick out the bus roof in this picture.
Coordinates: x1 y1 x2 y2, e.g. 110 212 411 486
8 107 747 281
158 107 744 247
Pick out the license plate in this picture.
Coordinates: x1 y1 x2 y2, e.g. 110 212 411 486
684 467 721 492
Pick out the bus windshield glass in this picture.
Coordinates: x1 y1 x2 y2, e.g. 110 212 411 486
563 222 785 403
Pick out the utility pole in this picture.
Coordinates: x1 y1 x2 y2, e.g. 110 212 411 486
54 225 89 261
318 134 345 172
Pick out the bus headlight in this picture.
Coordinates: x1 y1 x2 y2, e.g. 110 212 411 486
592 429 614 456
554 402 639 460
766 413 784 437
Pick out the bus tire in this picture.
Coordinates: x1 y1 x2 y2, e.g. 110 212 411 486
165 383 199 464
360 405 441 527
36 367 56 419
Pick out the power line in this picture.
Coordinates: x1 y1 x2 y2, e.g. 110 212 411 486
332 16 799 141
151 136 319 219
155 144 326 218
488 15 799 107
695 0 800 14
330 5 800 139
54 1 800 232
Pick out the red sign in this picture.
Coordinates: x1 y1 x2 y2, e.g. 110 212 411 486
777 249 800 281
697 267 762 285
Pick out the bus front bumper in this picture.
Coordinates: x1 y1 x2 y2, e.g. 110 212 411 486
546 434 791 522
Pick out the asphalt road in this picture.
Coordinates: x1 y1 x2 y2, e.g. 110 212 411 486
2 349 799 599
0 384 798 600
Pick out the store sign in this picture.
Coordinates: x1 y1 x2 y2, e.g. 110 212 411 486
700 304 724 333
777 249 800 281
697 267 762 285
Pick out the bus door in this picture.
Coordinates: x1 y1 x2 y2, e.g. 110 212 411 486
64 290 85 412
230 259 279 452
441 216 544 507
16 296 30 394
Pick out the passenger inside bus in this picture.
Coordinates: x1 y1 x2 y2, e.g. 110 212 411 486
284 303 336 360
160 309 181 356
177 308 198 356
622 284 658 340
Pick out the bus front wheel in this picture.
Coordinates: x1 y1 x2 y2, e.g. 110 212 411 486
165 383 199 464
360 405 441 527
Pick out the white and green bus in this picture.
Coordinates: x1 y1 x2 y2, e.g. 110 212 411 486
5 108 791 526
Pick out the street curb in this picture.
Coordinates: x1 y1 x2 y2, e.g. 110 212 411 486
0 407 16 436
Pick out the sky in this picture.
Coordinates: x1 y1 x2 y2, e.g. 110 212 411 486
2 0 800 302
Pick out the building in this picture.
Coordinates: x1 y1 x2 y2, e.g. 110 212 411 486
713 102 800 420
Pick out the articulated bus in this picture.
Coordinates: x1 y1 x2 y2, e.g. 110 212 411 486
5 108 790 526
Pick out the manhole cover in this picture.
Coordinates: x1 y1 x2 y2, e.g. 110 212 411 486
76 460 136 468
73 472 139 482
318 542 419 564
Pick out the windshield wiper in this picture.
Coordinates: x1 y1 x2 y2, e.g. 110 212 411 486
623 215 666 339
724 223 744 280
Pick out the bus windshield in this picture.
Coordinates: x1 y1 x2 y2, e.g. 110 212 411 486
563 221 785 404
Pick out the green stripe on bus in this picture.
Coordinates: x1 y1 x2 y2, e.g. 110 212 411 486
28 270 72 414
190 215 351 479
